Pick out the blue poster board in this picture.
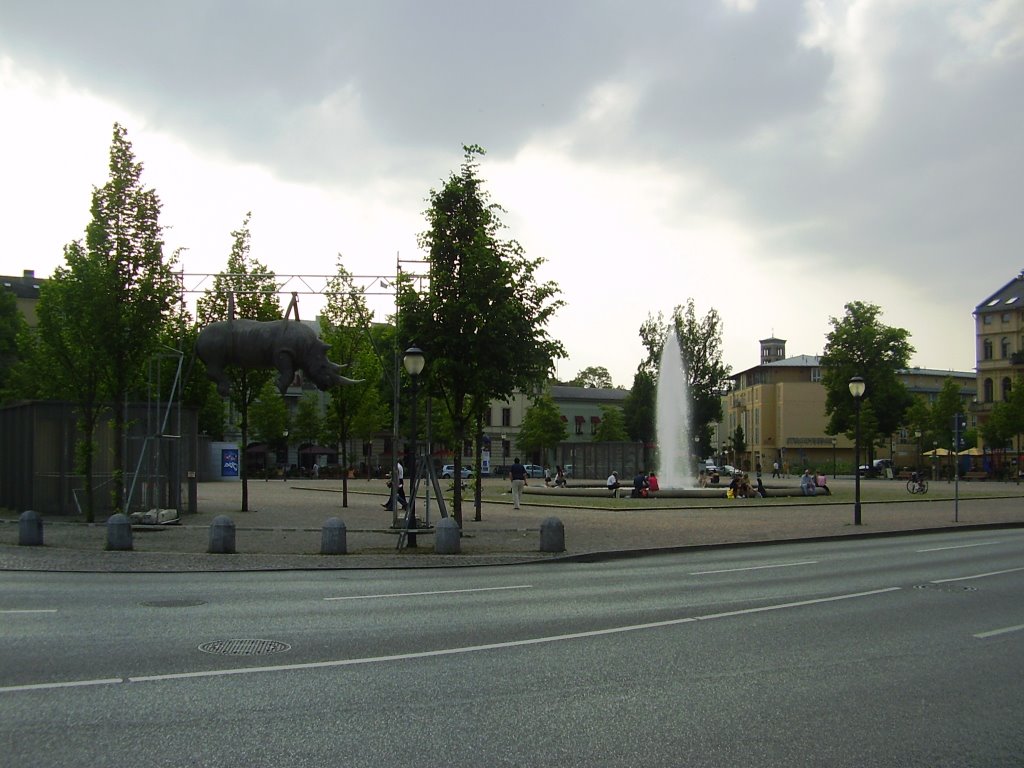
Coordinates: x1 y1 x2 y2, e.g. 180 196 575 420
221 448 240 477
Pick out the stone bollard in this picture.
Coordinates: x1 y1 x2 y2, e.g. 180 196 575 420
208 515 236 554
539 516 565 553
106 513 133 551
320 517 347 555
18 510 44 546
434 517 461 555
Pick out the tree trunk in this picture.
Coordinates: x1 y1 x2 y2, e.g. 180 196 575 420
473 413 483 522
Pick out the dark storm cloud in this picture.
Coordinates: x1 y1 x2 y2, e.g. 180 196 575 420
1 0 1021 309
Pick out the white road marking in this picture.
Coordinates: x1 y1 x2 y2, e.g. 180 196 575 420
324 585 533 601
0 586 901 694
916 541 998 553
931 566 1024 583
689 561 818 575
974 623 1024 639
0 609 58 614
0 678 122 693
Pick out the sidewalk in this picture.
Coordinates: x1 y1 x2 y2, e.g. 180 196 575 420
1 478 1023 572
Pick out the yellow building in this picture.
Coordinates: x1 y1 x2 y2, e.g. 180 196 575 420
974 270 1024 422
718 338 974 475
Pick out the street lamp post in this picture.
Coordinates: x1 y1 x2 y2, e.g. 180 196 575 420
849 376 866 526
403 347 425 548
832 437 837 479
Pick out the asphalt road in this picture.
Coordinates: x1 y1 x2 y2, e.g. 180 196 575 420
3 528 1023 767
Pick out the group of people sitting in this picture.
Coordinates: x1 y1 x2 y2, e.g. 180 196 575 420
543 466 569 487
800 470 831 495
606 470 660 497
727 472 767 498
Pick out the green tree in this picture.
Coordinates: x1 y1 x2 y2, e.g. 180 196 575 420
292 392 324 448
249 379 290 449
196 212 281 511
730 425 747 466
623 369 656 462
570 366 614 389
33 266 106 520
638 300 730 449
320 259 387 504
820 301 914 463
930 377 967 452
0 288 22 400
594 405 629 442
56 124 179 513
398 145 565 525
515 393 567 466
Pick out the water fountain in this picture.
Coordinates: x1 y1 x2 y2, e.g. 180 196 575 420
655 332 694 489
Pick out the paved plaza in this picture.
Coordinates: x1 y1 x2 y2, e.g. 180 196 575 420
1 476 1022 572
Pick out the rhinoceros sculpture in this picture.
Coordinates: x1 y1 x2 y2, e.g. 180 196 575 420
196 319 359 396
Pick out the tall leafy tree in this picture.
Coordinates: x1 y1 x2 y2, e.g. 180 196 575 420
516 393 568 466
33 263 106 520
72 124 179 513
593 405 629 442
249 379 290 475
196 212 281 512
623 369 657 463
820 301 914 463
320 259 387 504
0 288 22 400
570 366 614 389
638 299 731 449
398 145 565 525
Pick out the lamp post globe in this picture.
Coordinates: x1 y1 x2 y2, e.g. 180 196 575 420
849 376 866 526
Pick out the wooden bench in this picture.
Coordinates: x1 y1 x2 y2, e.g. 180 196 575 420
963 471 989 481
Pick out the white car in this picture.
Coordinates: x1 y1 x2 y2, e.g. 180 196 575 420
441 465 474 479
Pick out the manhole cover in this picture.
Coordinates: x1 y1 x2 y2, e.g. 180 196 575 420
198 639 291 656
142 599 207 608
914 584 977 593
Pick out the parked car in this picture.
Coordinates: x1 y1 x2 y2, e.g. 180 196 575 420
522 464 546 478
858 459 893 477
441 464 474 479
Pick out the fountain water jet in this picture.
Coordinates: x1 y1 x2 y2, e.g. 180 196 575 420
655 332 695 489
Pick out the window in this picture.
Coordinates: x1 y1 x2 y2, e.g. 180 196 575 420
501 408 511 427
1003 377 1012 402
590 415 600 435
810 367 821 382
1002 337 1011 358
984 378 994 403
575 415 584 435
484 408 493 427
984 339 993 360
984 314 993 324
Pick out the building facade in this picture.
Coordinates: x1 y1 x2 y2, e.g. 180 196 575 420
974 270 1024 420
718 338 975 475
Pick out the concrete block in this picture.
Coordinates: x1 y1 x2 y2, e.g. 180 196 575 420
105 513 133 551
208 515 236 554
434 517 461 554
18 510 43 546
539 516 565 553
320 517 347 555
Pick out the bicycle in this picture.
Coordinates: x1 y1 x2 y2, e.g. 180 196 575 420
906 472 928 495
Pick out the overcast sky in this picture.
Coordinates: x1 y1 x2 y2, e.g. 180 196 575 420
1 1 1021 386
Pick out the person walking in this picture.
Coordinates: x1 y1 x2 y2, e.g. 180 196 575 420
772 460 780 478
509 457 528 510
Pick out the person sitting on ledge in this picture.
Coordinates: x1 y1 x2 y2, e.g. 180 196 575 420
554 466 567 487
631 471 649 498
815 471 831 495
800 469 817 496
647 471 660 493
607 470 621 496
